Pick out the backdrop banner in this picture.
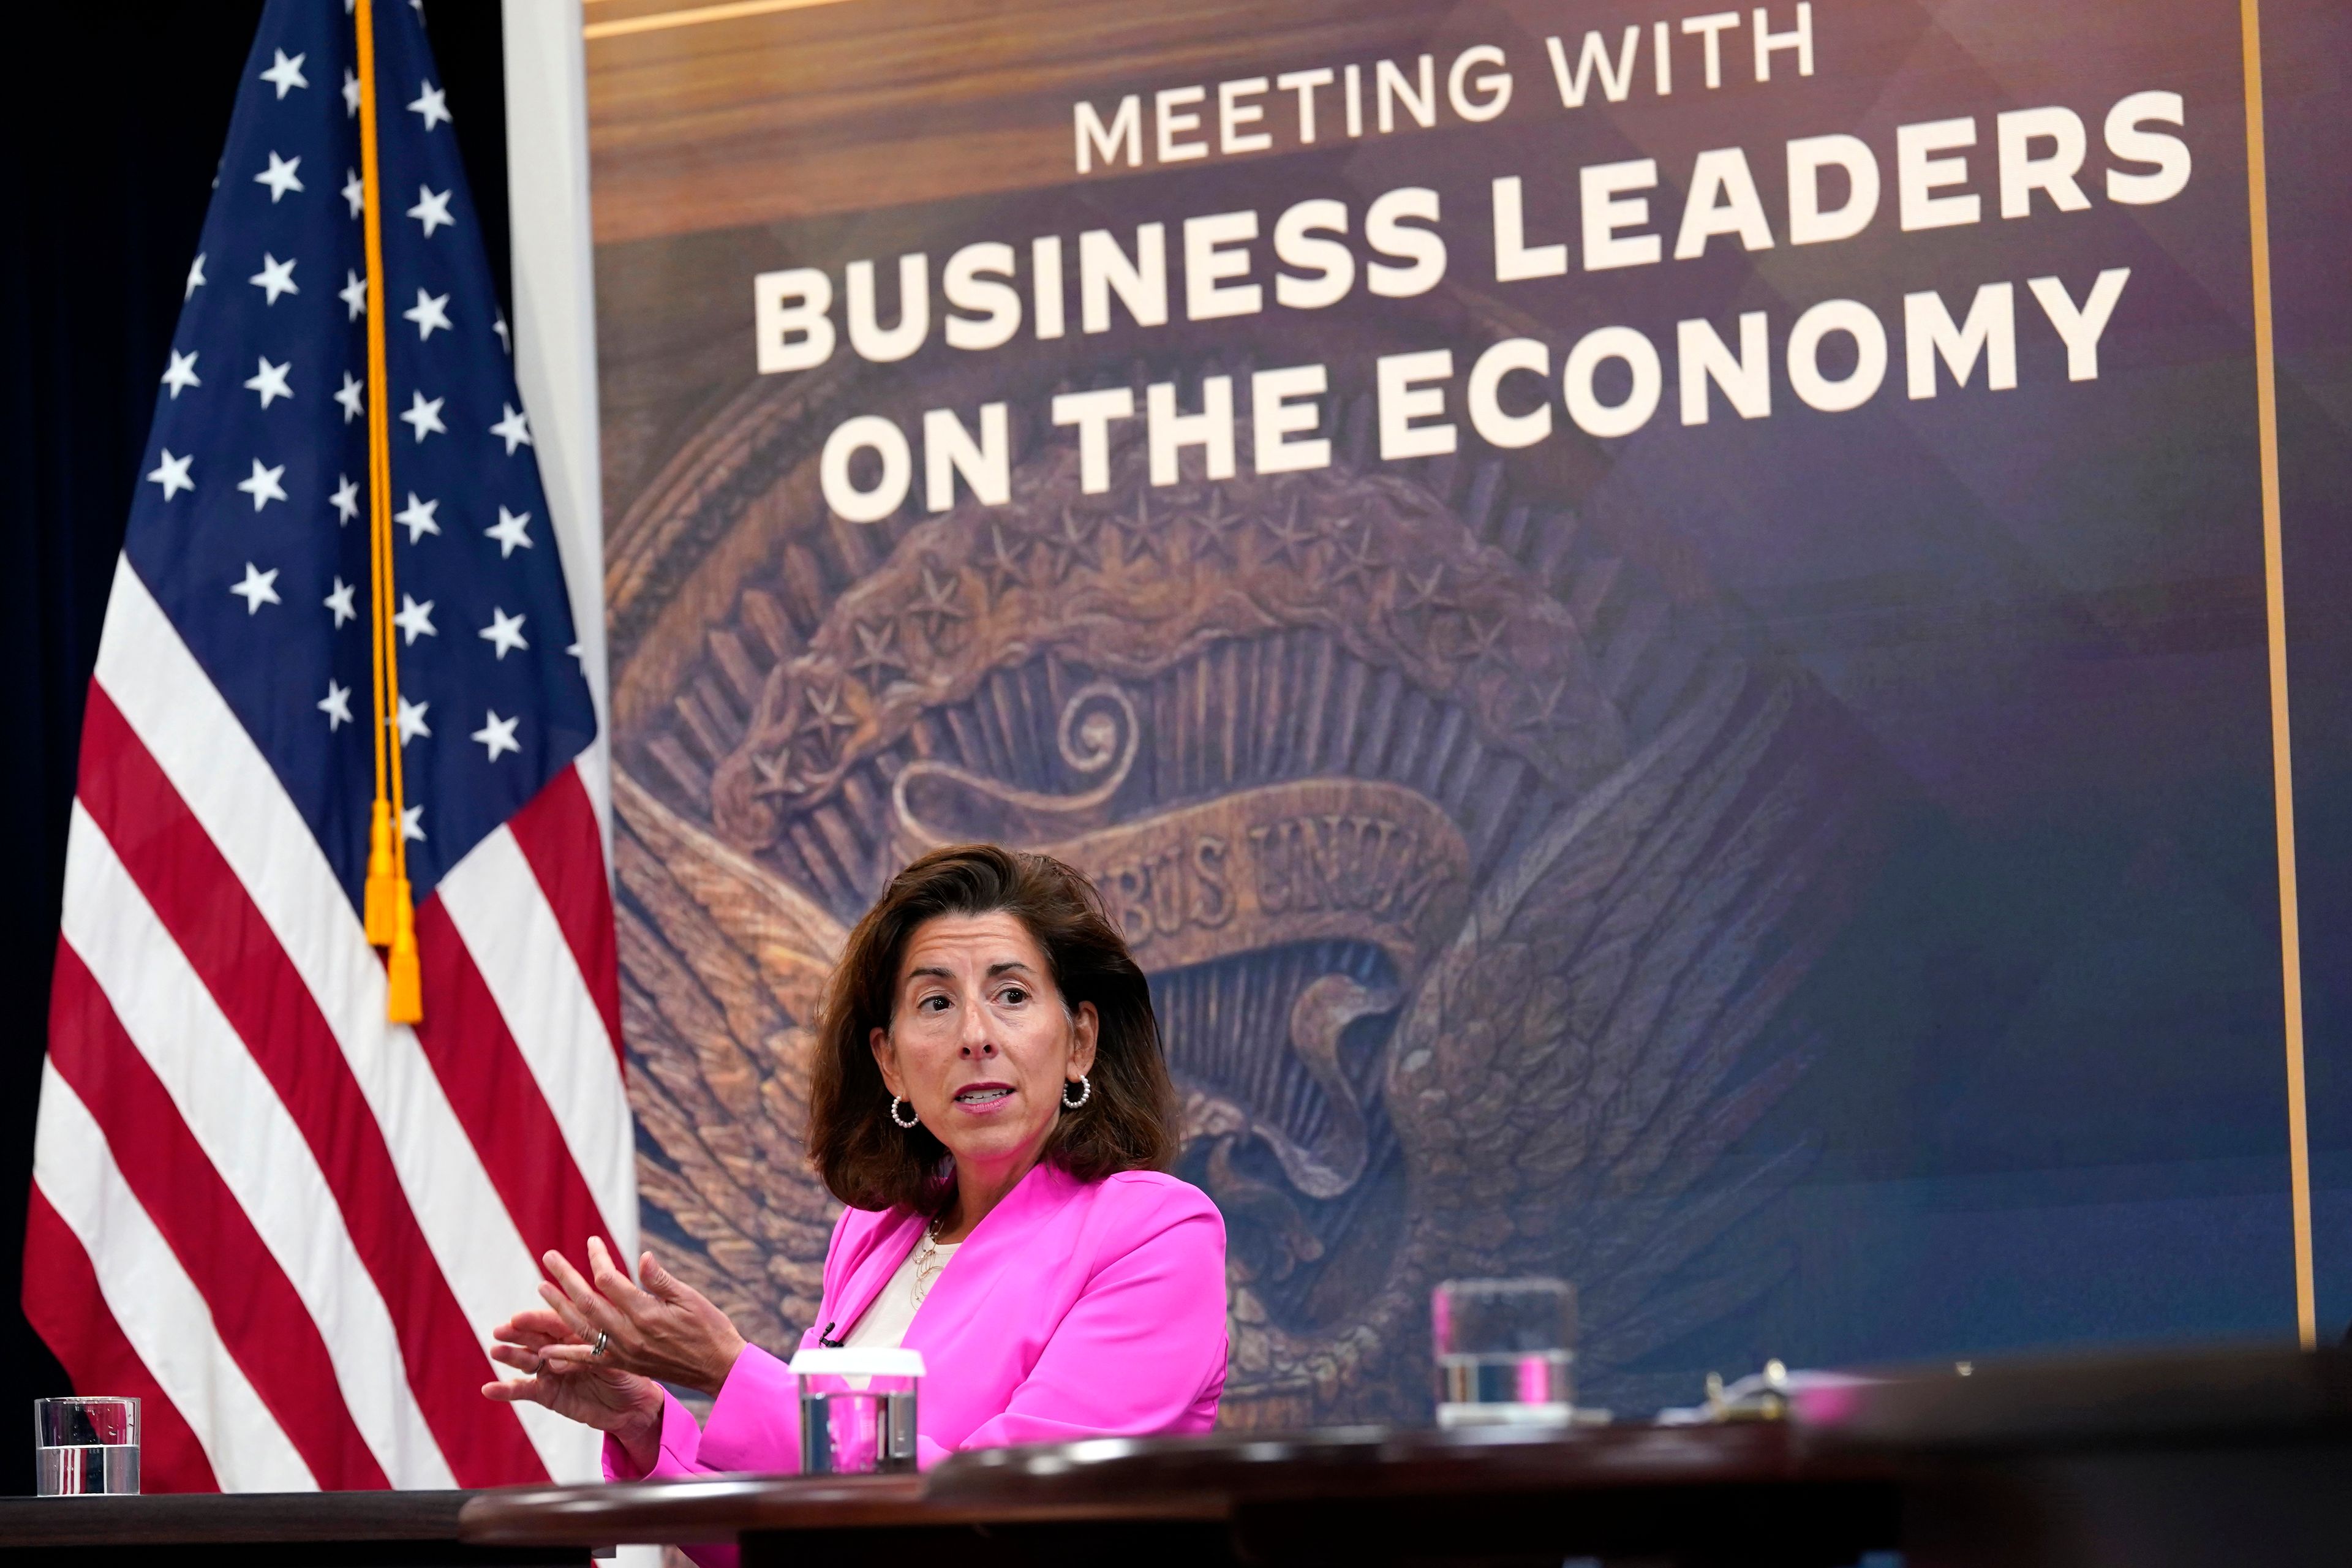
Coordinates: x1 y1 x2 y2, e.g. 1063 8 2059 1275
585 0 2310 1421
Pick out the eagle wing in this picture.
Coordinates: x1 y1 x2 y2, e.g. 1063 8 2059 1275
1235 659 1878 1419
613 767 848 1354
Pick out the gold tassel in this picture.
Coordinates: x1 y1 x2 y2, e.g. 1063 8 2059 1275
363 799 395 946
386 878 422 1024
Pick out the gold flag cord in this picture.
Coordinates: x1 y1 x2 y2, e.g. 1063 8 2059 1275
355 0 422 1023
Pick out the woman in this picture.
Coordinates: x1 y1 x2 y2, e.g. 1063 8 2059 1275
480 843 1229 1491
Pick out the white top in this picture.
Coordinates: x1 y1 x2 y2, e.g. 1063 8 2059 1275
842 1234 960 1351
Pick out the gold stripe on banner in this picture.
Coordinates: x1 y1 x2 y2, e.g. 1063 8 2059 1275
582 0 856 42
2240 0 2313 1349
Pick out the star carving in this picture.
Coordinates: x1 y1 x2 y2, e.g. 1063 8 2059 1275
794 682 859 763
1460 614 1515 675
1185 489 1246 568
1391 564 1455 620
903 561 969 650
1319 528 1384 595
1110 489 1172 567
1507 672 1577 735
978 523 1031 600
1255 494 1317 571
850 620 908 690
1033 507 1102 582
749 741 804 801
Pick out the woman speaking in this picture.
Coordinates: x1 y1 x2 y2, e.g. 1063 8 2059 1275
480 844 1229 1487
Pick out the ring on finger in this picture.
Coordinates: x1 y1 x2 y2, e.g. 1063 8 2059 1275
592 1330 611 1358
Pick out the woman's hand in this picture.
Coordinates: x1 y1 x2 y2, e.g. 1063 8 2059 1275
481 1307 666 1471
533 1237 748 1398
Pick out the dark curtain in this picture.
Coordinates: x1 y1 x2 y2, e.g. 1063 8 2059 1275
0 2 505 1495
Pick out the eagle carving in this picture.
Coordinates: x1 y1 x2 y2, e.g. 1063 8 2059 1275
607 364 1880 1424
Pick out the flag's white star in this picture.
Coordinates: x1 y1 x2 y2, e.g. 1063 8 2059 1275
335 371 364 424
399 803 425 842
406 184 453 238
260 49 308 98
146 449 194 501
472 710 521 763
489 402 532 454
230 562 282 614
160 349 200 399
318 679 353 731
324 576 358 627
340 269 366 320
408 80 451 130
236 458 288 511
243 355 293 409
342 168 363 219
393 594 437 644
249 252 298 304
331 473 361 524
492 312 511 355
342 67 361 117
478 607 529 660
184 252 206 300
484 507 532 557
403 287 451 341
394 491 440 543
395 693 431 743
399 390 446 442
254 151 304 203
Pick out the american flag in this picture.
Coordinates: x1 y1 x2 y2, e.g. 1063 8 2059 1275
23 1 631 1490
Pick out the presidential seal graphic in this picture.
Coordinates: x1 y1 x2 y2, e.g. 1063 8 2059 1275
606 346 1883 1422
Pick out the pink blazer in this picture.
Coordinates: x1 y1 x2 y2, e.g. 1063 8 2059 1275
606 1162 1227 1505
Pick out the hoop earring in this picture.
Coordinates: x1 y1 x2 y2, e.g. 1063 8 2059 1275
889 1096 920 1129
1061 1075 1092 1109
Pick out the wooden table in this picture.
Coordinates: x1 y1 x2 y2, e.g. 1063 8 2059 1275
10 1346 2350 1566
0 1488 586 1566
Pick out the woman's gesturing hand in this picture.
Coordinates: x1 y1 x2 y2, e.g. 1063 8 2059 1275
481 1306 666 1470
533 1237 749 1398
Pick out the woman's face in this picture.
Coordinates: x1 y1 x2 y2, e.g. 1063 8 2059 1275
870 911 1098 1177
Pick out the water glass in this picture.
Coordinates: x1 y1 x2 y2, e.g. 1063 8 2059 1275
1431 1277 1575 1428
35 1397 140 1496
788 1348 922 1474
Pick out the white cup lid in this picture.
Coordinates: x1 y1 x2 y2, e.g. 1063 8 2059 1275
788 1346 927 1378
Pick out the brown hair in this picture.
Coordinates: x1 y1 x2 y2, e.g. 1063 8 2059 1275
807 843 1180 1213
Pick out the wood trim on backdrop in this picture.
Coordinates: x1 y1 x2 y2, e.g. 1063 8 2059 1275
582 0 855 42
2239 0 2313 1351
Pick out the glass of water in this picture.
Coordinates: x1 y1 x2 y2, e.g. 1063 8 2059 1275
36 1396 140 1496
788 1348 922 1474
1432 1278 1575 1429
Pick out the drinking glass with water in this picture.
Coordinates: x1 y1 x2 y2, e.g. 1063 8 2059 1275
35 1396 139 1496
1432 1278 1575 1428
788 1348 922 1474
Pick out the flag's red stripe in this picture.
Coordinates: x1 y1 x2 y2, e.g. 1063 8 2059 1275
412 897 612 1268
48 943 392 1490
74 685 549 1487
508 765 625 1066
22 1185 222 1494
